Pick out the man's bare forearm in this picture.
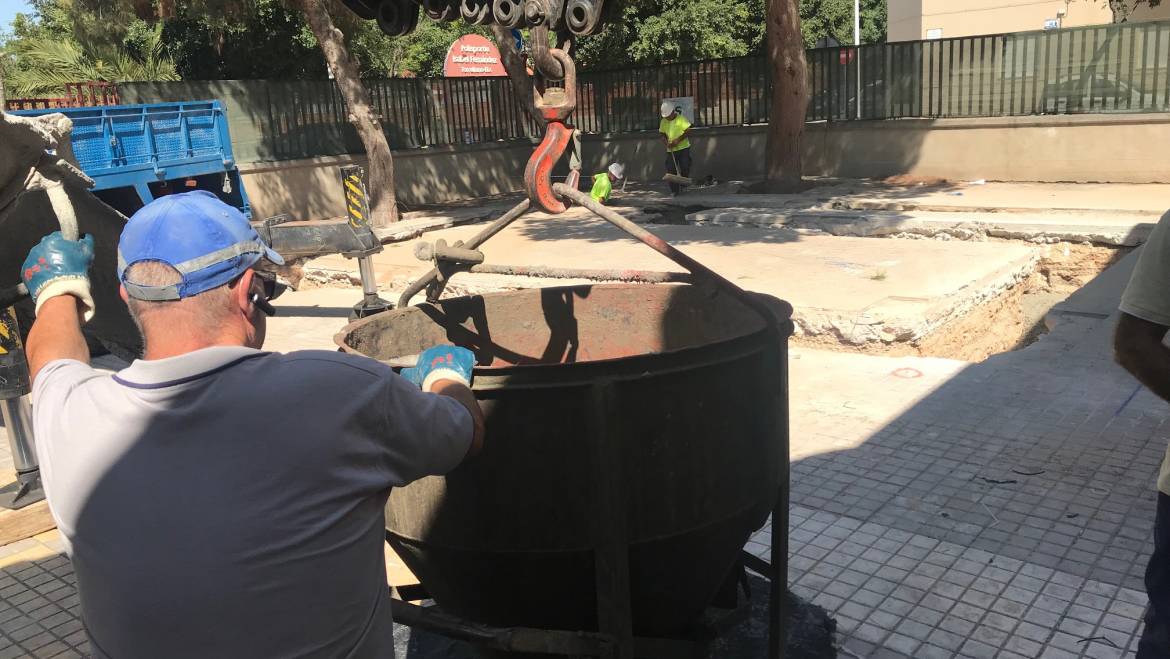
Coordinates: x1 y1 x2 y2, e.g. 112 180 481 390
27 296 89 384
431 380 485 457
1115 312 1170 403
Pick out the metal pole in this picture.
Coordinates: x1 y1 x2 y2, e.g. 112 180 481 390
2 397 36 473
351 254 391 319
855 0 863 119
358 256 379 304
0 306 44 510
398 198 531 307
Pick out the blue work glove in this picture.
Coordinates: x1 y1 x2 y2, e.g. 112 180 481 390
401 345 476 391
21 231 96 322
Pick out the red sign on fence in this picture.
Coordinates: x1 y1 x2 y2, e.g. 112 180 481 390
443 35 506 77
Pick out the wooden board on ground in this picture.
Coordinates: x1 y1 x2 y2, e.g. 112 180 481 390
0 500 55 547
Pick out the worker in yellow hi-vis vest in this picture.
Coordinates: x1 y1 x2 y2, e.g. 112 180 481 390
659 101 692 196
589 163 625 205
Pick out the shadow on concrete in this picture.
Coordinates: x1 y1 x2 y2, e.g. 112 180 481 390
510 213 805 247
14 208 1153 659
0 554 86 657
10 262 1157 658
0 553 482 658
274 305 353 319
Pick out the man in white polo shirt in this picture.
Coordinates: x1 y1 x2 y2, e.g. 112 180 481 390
20 190 484 659
1116 211 1170 658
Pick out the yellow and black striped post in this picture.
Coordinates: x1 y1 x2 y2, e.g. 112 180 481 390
0 306 29 400
341 165 372 230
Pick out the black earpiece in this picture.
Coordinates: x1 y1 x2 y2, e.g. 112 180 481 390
251 293 277 317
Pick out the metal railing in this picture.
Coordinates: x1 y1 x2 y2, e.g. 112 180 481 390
5 81 121 112
810 20 1170 120
575 56 772 133
262 76 539 160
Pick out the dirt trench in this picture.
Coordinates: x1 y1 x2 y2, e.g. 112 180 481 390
794 242 1130 362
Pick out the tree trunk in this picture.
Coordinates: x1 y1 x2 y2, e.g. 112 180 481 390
0 61 7 111
300 0 398 225
763 0 808 192
1109 0 1146 23
489 25 542 130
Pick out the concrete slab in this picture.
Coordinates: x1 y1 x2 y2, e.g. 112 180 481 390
305 213 1039 347
686 208 1158 247
618 180 1170 217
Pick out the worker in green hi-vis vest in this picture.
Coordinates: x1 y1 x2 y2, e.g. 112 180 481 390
589 162 625 205
659 101 692 196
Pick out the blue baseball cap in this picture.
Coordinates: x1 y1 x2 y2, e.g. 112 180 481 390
118 191 284 301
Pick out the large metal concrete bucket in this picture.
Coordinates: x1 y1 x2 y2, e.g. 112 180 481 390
336 283 792 638
0 184 141 360
0 112 142 359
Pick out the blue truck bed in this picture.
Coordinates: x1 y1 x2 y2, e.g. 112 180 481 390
12 101 252 218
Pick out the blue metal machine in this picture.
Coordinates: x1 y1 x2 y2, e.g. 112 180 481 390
12 101 252 218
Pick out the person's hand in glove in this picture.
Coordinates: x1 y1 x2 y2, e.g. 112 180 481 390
22 231 95 323
401 345 476 392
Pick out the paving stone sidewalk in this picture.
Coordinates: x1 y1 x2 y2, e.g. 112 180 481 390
1 268 1166 658
751 302 1166 658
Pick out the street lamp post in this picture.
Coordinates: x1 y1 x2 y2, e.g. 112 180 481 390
855 0 862 119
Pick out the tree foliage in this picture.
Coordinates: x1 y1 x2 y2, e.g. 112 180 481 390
572 0 882 69
2 1 178 96
147 0 491 79
3 0 889 82
160 0 329 79
799 0 886 48
1109 0 1164 22
394 21 490 78
573 0 767 69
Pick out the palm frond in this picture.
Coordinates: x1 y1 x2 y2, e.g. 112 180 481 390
6 24 179 97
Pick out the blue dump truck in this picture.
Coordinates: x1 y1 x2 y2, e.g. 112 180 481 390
2 103 387 358
11 100 252 219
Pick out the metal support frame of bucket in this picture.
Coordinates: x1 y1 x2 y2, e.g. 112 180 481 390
388 524 788 658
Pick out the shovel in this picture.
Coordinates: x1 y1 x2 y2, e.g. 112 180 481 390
662 151 693 188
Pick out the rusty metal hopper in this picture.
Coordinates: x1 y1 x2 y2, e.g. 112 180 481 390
336 282 791 640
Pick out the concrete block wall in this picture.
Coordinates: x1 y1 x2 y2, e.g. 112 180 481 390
239 140 533 220
240 113 1170 220
802 114 1170 183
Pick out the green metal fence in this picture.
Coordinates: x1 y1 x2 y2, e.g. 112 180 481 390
811 20 1170 120
122 20 1170 163
261 76 538 160
575 56 772 133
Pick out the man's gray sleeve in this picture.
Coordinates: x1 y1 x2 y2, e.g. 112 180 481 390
29 359 103 509
1121 211 1170 326
380 374 474 485
30 359 102 432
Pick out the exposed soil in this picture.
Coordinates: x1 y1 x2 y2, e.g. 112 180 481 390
924 242 1130 361
881 174 950 188
793 242 1131 362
